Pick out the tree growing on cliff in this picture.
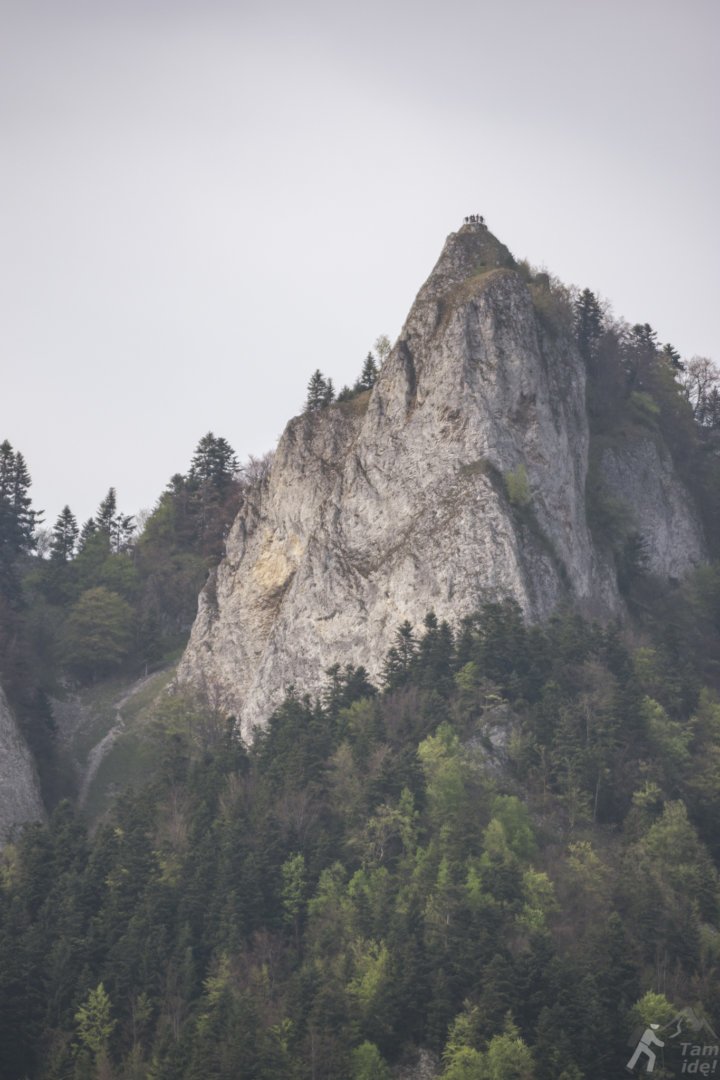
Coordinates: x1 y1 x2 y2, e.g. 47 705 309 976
574 289 604 367
374 334 392 363
189 432 239 493
355 353 379 392
624 323 659 390
186 432 243 558
305 369 335 411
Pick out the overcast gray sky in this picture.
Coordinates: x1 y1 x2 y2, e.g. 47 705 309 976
3 0 718 528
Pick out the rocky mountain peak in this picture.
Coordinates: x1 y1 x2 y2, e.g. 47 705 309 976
415 218 517 305
177 225 706 738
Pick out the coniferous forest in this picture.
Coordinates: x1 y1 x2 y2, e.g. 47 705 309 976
2 286 720 1078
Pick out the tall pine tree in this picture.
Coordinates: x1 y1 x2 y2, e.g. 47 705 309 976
0 440 40 602
95 488 135 554
356 353 379 392
305 370 334 411
188 433 239 493
49 506 79 562
574 289 604 367
0 440 39 556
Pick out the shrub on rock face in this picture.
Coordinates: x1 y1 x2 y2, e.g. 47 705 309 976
504 464 530 508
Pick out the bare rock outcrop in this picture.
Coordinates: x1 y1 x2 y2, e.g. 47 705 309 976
0 683 45 843
599 435 706 577
178 223 705 738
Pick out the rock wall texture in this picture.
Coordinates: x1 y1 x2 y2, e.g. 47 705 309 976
178 223 706 738
599 435 706 578
0 683 44 843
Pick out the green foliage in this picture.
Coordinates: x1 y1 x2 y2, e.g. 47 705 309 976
335 342 386 404
0 439 40 607
442 1047 487 1079
305 369 335 411
574 287 604 366
74 982 116 1056
62 586 134 680
0 439 40 558
50 505 79 563
356 353 380 392
382 619 419 689
442 1015 534 1079
485 1019 534 1079
641 696 691 782
504 464 530 508
629 990 676 1029
9 247 720 1079
26 431 246 697
418 723 471 835
628 390 661 428
374 335 391 363
584 460 633 543
188 432 239 491
490 796 536 861
281 852 307 949
350 1041 391 1079
528 273 574 339
2 597 720 1078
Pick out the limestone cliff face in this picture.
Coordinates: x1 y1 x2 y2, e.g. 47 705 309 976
0 684 44 843
599 435 706 577
178 224 705 738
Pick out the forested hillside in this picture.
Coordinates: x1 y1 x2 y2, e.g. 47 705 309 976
0 433 268 803
3 589 720 1078
1 278 720 1078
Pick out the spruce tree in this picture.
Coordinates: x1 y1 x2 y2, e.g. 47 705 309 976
305 369 329 411
0 441 13 498
78 518 97 552
189 432 239 492
662 343 684 371
625 323 659 388
95 488 118 534
111 513 136 554
175 433 243 559
0 440 39 560
11 453 39 546
574 289 604 366
322 377 335 407
382 620 418 689
50 506 79 562
357 352 379 392
94 488 135 554
0 442 17 582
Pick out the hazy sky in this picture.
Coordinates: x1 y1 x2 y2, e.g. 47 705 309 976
3 0 718 528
